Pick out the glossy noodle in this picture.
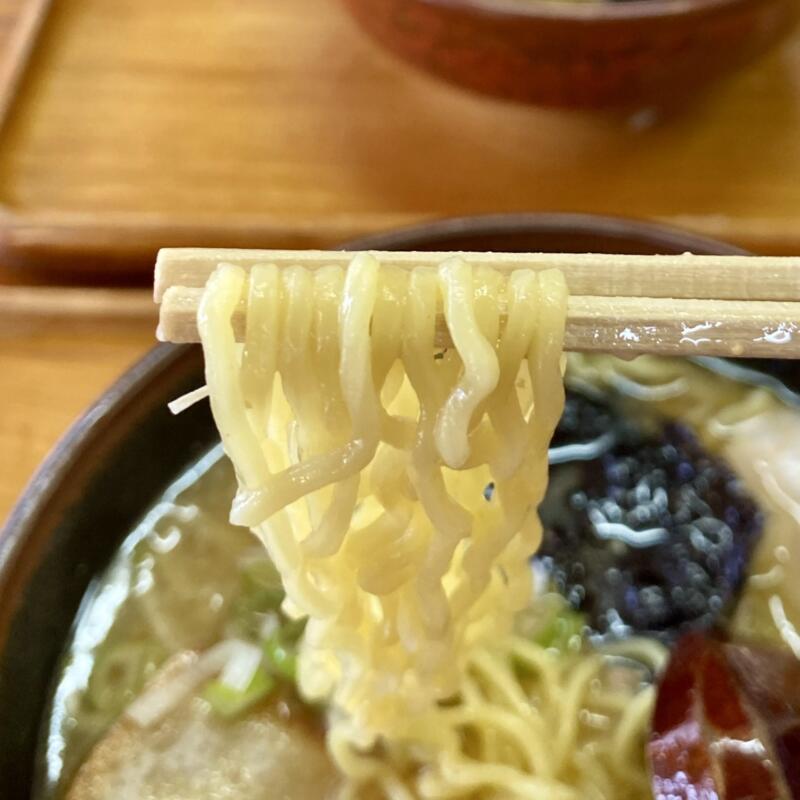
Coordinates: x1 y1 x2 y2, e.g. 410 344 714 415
195 254 652 797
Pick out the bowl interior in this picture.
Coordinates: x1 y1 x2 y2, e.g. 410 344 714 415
0 214 751 796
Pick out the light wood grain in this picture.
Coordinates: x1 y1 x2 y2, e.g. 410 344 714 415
153 248 800 302
0 315 154 526
158 284 800 359
0 283 158 526
0 285 155 320
155 249 800 358
2 0 800 275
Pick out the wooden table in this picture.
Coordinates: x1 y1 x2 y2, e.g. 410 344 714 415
0 2 150 523
2 0 800 523
2 0 800 274
0 310 154 525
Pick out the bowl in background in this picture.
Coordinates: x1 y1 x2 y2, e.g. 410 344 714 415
0 213 757 797
340 0 798 108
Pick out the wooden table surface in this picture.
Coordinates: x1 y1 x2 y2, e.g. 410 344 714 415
3 0 800 274
0 312 155 526
2 0 800 524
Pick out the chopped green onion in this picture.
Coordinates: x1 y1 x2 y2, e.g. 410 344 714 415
232 558 286 637
262 633 297 681
202 665 275 719
534 609 585 653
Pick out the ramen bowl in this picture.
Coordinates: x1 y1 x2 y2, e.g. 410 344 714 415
0 213 781 797
340 0 798 107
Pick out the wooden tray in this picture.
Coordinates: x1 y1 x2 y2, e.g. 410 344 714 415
2 0 800 278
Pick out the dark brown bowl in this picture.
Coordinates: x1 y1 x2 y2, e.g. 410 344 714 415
0 214 768 797
340 0 798 108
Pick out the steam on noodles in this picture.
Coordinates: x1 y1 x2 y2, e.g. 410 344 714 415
191 254 655 798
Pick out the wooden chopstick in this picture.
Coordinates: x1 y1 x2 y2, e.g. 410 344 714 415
154 249 800 359
154 248 800 302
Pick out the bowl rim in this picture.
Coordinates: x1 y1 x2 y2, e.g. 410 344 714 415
415 0 773 23
345 211 748 254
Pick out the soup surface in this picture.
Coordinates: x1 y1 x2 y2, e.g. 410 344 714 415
38 356 800 800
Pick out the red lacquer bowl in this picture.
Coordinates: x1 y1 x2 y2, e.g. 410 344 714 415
340 0 798 108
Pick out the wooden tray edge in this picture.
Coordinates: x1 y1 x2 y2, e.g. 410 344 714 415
0 208 791 282
0 0 794 277
0 210 430 280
